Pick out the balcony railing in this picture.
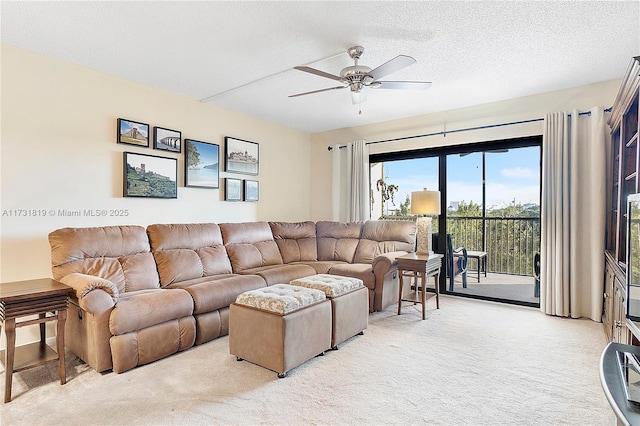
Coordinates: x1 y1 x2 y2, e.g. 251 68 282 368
447 216 540 276
381 215 540 276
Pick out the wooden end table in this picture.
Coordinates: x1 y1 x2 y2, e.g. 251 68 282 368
0 278 73 403
397 253 443 320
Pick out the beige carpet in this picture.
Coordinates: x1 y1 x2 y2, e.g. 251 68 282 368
1 296 613 425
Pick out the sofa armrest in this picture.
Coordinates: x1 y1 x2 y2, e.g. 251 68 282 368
60 273 118 313
372 250 409 275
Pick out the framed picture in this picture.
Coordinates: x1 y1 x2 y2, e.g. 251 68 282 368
225 178 242 201
153 127 181 152
224 136 259 175
118 118 149 147
244 179 259 201
123 152 177 198
185 139 220 188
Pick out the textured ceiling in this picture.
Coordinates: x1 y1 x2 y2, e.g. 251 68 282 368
2 1 639 133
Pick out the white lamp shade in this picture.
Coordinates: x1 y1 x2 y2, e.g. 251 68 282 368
411 190 441 215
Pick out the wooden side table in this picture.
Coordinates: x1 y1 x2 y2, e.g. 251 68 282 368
397 253 443 320
0 278 73 403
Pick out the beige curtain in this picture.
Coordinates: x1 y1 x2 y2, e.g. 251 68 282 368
540 107 608 320
332 140 371 222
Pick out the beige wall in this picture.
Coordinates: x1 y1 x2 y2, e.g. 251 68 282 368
310 79 621 221
0 44 312 283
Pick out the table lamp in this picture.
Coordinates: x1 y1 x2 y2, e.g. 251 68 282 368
411 188 441 254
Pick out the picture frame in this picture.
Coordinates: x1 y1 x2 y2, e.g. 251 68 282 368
225 178 242 201
244 179 259 201
123 152 177 198
224 136 259 175
118 118 149 147
185 139 220 188
153 127 181 153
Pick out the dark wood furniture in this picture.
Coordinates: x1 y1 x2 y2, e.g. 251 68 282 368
0 278 73 403
397 253 443 320
604 56 640 344
466 250 487 283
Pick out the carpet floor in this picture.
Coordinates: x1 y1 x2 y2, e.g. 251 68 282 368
1 295 613 425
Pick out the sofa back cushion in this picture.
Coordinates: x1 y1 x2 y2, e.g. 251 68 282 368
269 221 318 263
147 223 233 287
49 225 159 293
353 220 417 263
316 221 363 263
219 222 283 272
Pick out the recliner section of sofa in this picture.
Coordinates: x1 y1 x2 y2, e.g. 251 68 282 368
48 219 416 374
316 220 417 311
146 223 266 345
219 221 318 285
48 225 196 373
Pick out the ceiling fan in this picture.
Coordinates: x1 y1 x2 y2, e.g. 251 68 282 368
289 46 432 106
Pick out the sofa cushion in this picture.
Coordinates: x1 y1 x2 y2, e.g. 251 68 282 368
220 222 283 272
353 220 416 264
49 225 160 293
269 221 318 263
316 221 363 262
292 260 345 275
238 264 317 286
167 274 266 314
147 223 233 287
109 288 194 336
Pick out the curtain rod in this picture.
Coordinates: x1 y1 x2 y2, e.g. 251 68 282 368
327 107 612 151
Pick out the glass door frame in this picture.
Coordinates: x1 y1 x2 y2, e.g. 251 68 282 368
370 135 542 307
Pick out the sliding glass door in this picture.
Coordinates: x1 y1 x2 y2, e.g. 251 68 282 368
370 136 541 307
446 146 540 305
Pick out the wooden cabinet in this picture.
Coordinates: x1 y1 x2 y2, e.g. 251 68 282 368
605 56 640 342
604 253 629 344
612 280 629 344
606 56 640 263
603 258 614 339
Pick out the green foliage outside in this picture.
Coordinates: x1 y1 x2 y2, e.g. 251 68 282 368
381 194 541 276
397 195 411 216
448 199 540 276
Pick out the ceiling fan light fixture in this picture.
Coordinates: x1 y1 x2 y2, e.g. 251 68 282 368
289 45 432 109
351 89 367 105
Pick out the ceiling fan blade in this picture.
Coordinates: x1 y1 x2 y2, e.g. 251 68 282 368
288 85 346 98
367 55 416 80
371 81 432 90
294 66 344 82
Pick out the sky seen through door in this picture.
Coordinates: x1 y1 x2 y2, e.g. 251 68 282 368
381 146 540 213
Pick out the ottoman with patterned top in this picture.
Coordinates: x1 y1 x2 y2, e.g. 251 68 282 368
290 274 368 349
229 283 331 378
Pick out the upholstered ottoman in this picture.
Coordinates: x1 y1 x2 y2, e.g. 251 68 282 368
290 274 368 349
229 284 331 378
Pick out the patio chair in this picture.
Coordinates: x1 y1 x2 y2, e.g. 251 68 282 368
432 233 468 291
533 252 540 297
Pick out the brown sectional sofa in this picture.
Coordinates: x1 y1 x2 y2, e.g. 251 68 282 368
48 220 416 373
